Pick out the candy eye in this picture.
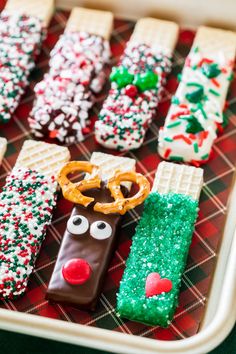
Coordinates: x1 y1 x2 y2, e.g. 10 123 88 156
90 221 112 240
67 215 89 235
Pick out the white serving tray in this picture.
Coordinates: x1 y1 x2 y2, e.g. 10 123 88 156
0 1 236 353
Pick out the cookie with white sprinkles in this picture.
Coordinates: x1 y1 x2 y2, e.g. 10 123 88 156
29 7 113 144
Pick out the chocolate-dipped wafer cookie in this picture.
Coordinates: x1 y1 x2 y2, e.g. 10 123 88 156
46 153 150 309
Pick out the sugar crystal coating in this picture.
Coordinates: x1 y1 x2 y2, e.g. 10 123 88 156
117 192 198 327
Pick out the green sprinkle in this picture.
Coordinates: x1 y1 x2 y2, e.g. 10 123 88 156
193 142 199 153
164 137 173 142
170 156 184 162
186 82 203 88
222 112 229 128
193 46 199 53
167 121 181 129
201 153 209 160
209 88 220 96
197 103 208 120
227 73 234 81
171 96 180 105
177 73 182 82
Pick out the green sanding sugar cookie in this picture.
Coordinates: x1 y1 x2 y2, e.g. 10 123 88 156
117 192 199 327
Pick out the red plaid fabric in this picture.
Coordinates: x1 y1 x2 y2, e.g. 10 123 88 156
0 6 236 341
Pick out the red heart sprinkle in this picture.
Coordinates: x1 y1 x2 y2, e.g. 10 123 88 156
145 272 172 297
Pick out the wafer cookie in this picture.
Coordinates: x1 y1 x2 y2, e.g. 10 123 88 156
95 17 179 151
0 0 54 123
117 161 203 327
66 7 113 40
29 7 112 144
0 140 70 300
5 0 54 26
0 138 7 164
158 26 236 165
46 152 149 310
15 139 70 177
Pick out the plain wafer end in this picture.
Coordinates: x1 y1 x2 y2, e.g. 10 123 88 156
0 137 7 164
193 26 236 61
130 17 179 54
152 161 203 200
88 152 136 191
66 7 113 40
4 0 55 26
14 140 70 178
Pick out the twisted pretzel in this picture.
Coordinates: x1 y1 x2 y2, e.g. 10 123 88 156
58 161 101 207
94 170 150 215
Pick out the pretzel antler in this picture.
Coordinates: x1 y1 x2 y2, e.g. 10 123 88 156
94 170 150 215
58 161 101 207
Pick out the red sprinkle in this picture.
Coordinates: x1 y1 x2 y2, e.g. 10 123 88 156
173 134 192 145
211 78 220 87
198 58 213 67
164 148 171 159
170 109 190 120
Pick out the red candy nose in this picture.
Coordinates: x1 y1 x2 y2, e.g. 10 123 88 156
62 258 92 285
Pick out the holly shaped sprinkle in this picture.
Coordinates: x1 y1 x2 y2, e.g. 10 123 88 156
181 115 204 134
133 70 158 92
186 86 204 103
110 66 134 88
201 63 221 78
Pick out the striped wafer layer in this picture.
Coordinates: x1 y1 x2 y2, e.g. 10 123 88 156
15 140 70 178
152 161 203 200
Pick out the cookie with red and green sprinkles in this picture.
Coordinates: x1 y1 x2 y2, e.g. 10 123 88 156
95 43 172 151
0 168 57 300
158 28 235 165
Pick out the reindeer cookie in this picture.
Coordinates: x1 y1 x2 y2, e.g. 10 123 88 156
46 154 150 310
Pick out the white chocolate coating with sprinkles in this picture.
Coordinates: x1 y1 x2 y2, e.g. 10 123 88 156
0 168 57 299
158 26 236 165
